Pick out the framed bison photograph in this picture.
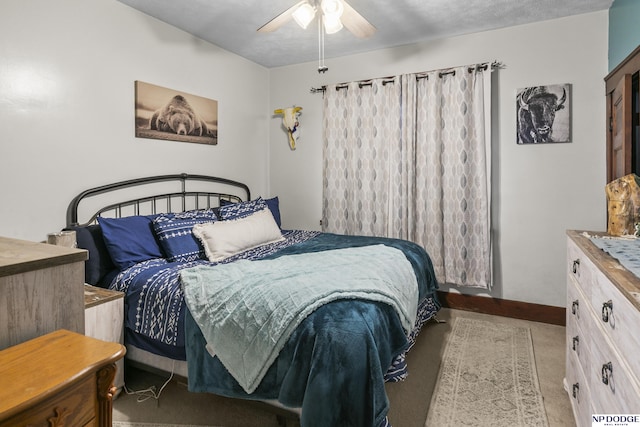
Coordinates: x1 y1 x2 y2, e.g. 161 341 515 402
134 81 218 145
516 83 570 144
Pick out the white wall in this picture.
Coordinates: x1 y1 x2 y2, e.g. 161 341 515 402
0 2 608 308
268 11 609 307
0 0 270 242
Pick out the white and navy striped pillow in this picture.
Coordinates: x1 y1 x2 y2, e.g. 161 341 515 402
218 197 268 221
152 209 218 262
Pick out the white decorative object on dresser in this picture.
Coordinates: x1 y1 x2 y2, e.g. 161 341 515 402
565 230 640 427
85 283 125 394
0 236 87 350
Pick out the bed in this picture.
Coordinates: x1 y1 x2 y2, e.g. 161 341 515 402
65 173 440 427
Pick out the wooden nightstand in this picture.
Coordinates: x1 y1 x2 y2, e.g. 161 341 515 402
0 329 125 427
85 284 125 395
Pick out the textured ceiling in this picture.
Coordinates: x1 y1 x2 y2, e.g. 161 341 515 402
116 0 613 68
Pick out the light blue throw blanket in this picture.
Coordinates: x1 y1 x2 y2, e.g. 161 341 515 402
181 244 418 394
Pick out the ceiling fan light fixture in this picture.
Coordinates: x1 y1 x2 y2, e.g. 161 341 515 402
320 0 344 18
292 2 316 29
323 15 343 34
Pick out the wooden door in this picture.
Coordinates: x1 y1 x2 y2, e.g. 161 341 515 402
607 74 632 182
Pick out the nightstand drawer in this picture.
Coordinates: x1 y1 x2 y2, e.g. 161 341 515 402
0 374 95 427
0 330 125 427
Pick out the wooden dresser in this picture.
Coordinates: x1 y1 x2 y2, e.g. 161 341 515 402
565 230 640 426
0 329 126 427
0 236 88 350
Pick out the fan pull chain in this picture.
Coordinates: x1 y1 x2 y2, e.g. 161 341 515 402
318 15 328 73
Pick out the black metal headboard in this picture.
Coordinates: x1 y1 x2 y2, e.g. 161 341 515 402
66 173 251 227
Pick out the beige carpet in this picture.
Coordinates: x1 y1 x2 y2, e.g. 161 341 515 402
425 317 549 427
113 309 572 427
113 423 220 427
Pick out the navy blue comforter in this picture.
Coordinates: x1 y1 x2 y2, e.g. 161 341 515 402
184 233 439 427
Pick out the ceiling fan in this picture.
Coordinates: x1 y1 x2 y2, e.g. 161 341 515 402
258 0 376 38
257 0 376 73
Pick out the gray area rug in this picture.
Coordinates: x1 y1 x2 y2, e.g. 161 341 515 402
113 423 220 427
425 317 549 427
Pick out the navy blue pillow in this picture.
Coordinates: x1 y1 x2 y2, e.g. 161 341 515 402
98 215 164 270
152 209 218 263
65 224 115 286
264 197 282 228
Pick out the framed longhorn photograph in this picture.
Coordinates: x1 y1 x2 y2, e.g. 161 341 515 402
516 83 571 144
135 81 218 145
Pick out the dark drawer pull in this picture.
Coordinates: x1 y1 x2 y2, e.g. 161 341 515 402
602 300 613 323
602 362 613 385
572 259 580 274
572 383 579 399
572 336 579 351
571 300 579 315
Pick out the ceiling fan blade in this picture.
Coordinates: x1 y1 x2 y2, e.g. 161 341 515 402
340 0 376 38
257 1 307 33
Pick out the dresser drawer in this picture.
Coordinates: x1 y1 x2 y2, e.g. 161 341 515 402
566 279 591 373
565 349 592 427
0 373 96 427
587 316 640 414
568 237 595 301
591 267 640 382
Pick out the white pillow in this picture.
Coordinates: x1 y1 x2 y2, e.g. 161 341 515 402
192 208 285 262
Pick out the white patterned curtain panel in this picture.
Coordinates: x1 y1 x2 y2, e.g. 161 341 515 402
322 65 492 289
322 79 403 237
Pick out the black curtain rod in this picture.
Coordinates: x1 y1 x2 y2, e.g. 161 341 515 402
310 60 503 94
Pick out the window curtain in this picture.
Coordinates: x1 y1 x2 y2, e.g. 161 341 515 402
322 79 403 237
322 64 492 289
